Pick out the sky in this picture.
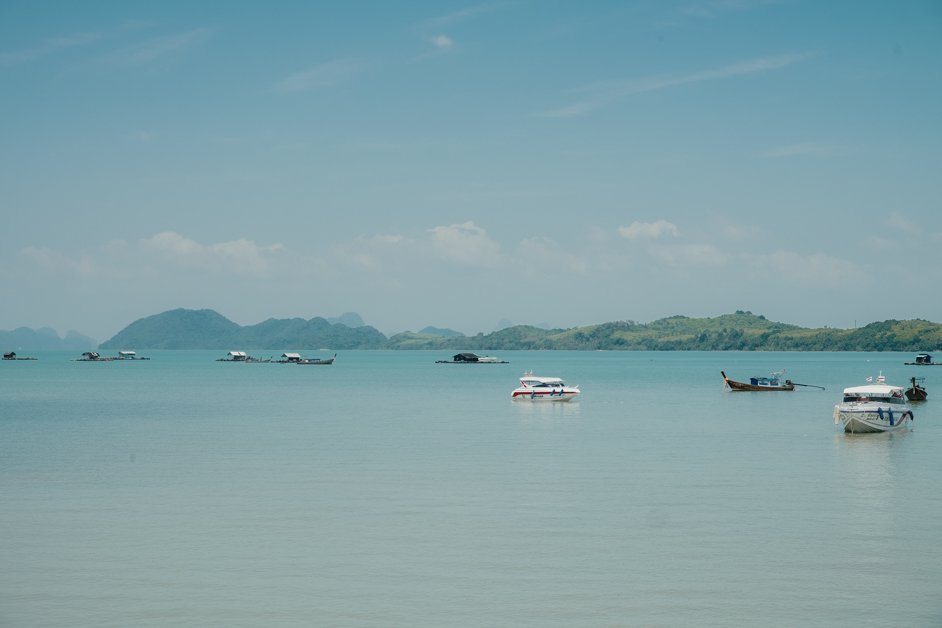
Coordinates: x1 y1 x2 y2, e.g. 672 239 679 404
1 1 940 341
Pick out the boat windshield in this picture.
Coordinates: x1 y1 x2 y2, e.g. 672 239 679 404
843 394 906 404
522 379 564 387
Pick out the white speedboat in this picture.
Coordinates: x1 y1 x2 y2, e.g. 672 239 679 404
833 375 914 433
511 372 580 401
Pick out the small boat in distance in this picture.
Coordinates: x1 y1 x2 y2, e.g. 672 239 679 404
216 351 270 363
722 370 794 391
274 352 336 364
833 374 914 433
905 376 928 401
115 350 150 360
436 352 508 364
297 353 336 365
904 353 939 366
511 372 579 401
76 351 113 361
3 351 37 361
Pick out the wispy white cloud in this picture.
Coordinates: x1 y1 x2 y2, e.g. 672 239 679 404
652 243 728 267
886 211 921 236
753 250 856 286
276 57 372 92
866 235 899 252
431 35 454 49
421 4 496 28
540 52 815 118
0 32 101 67
428 221 502 267
517 236 590 273
338 234 411 270
141 231 284 277
114 27 213 66
19 246 97 276
721 223 763 240
19 232 289 280
619 220 680 240
18 240 138 279
677 0 785 20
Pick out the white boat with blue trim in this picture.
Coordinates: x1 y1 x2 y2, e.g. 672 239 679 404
511 372 580 401
833 374 914 433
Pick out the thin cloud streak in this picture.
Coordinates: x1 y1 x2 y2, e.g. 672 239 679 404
677 0 785 20
540 52 816 118
112 27 213 66
276 57 373 92
421 4 497 28
619 220 680 240
0 32 101 67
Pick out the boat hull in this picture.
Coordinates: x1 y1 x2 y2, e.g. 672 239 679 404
721 371 794 391
834 405 913 433
511 389 579 402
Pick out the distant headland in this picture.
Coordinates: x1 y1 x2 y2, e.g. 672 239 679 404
89 309 941 352
0 327 98 351
5 309 940 352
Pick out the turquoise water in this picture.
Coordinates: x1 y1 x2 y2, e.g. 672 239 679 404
2 351 941 627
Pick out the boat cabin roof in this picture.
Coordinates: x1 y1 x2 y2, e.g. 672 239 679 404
520 376 565 387
282 352 301 359
453 352 481 362
228 351 247 357
118 350 136 356
842 383 903 396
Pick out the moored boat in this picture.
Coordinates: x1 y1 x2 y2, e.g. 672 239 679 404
3 351 37 361
275 352 336 364
216 351 270 363
297 353 336 365
436 352 508 364
722 370 794 391
511 372 579 401
833 374 914 433
905 377 927 401
76 351 113 361
115 350 150 360
904 353 938 366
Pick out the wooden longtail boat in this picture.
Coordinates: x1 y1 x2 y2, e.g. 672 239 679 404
722 370 794 392
905 377 928 401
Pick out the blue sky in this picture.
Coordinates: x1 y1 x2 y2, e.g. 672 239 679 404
2 1 940 341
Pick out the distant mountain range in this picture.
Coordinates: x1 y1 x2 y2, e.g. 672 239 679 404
6 309 940 352
421 313 941 352
0 327 97 351
99 308 386 350
87 308 942 352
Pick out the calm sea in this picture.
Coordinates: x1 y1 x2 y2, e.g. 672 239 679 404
2 350 940 627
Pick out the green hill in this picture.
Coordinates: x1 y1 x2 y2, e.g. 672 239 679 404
99 309 942 351
99 308 386 350
385 312 942 352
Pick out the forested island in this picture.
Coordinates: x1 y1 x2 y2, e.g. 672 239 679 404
93 308 942 352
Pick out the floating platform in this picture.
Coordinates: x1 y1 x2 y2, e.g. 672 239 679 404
436 352 508 364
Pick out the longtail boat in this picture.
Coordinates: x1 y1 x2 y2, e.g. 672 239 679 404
905 376 927 401
722 370 794 392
